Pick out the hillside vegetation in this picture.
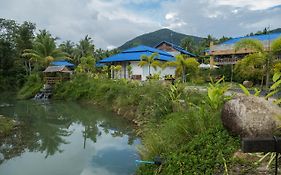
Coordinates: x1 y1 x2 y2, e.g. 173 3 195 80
119 28 204 50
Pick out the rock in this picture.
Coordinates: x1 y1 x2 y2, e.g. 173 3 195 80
243 80 253 88
221 95 281 137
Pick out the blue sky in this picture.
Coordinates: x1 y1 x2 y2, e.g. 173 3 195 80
1 0 281 49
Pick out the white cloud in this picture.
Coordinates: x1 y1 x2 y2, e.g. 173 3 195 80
0 0 280 50
165 12 177 20
211 0 281 10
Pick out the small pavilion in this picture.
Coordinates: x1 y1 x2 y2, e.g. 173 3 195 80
43 66 72 85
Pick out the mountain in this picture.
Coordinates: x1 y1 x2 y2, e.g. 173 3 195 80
118 28 204 51
271 28 281 33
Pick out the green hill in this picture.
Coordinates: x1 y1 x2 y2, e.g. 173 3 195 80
271 28 281 33
118 28 204 51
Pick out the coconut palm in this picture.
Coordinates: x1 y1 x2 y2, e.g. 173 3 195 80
22 30 66 70
138 53 161 77
73 35 95 65
164 54 199 82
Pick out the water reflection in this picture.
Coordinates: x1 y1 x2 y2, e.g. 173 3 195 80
0 99 139 175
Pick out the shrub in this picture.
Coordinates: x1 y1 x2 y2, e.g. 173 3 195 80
17 73 43 99
137 127 239 175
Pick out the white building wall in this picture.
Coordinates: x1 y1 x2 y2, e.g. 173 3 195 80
130 61 176 81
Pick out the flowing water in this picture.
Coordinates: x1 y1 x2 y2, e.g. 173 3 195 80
0 97 140 175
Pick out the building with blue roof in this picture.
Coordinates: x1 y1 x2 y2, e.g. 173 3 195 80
154 41 196 57
99 45 177 80
209 33 281 65
51 60 75 68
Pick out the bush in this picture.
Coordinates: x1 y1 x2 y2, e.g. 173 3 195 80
17 73 43 99
137 127 239 175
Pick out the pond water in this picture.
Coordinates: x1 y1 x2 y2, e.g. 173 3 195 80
0 98 140 175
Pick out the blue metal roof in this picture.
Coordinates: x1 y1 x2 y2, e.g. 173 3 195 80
154 41 196 57
96 62 105 67
51 60 75 67
99 45 175 63
222 33 281 45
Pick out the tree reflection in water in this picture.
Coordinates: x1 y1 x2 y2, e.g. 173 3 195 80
0 100 137 164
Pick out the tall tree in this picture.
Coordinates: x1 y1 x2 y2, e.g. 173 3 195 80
73 35 95 64
0 19 35 89
181 37 196 54
138 53 161 76
23 30 66 71
59 40 75 58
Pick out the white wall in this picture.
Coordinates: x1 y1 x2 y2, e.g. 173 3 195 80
130 61 176 81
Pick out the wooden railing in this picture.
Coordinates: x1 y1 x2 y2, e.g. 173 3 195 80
44 77 70 84
214 58 239 65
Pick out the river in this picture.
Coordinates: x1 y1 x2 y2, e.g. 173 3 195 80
0 97 140 175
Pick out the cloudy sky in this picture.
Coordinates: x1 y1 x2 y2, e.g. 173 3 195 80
1 0 281 49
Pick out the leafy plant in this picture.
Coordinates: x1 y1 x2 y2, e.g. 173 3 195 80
138 53 161 76
207 77 231 110
239 84 261 96
267 72 281 104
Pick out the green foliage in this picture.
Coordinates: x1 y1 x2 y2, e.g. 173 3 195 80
72 35 95 65
138 126 239 175
17 73 43 99
53 76 173 122
75 55 96 75
127 64 133 78
0 116 16 136
0 18 35 90
271 37 281 56
53 75 240 175
110 65 123 79
119 28 203 51
239 84 261 96
22 30 66 70
207 77 231 110
164 55 199 82
267 72 281 104
234 53 266 83
239 84 251 96
234 38 264 53
138 53 161 75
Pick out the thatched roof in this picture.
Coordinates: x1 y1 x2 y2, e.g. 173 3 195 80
43 66 72 73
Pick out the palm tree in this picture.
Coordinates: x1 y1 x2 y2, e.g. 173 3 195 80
73 35 95 65
164 54 199 82
138 53 161 77
22 30 66 70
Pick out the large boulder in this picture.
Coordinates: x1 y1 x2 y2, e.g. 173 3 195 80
221 95 281 137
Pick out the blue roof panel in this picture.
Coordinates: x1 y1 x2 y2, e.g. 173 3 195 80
51 60 75 67
122 45 173 56
99 51 175 63
222 33 281 45
99 45 175 63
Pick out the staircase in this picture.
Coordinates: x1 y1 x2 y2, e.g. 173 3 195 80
34 84 52 100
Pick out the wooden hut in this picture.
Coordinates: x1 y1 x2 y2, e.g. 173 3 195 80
43 66 72 85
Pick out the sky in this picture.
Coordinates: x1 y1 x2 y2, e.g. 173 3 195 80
1 0 281 49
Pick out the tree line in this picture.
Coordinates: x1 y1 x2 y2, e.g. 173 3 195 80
0 18 118 91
